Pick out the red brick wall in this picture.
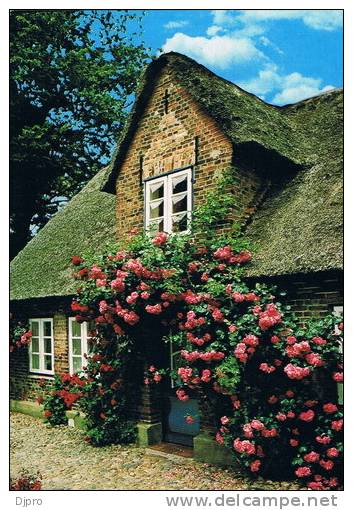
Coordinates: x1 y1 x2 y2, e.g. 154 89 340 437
276 271 343 323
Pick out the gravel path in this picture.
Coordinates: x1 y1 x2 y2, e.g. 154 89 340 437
10 413 300 491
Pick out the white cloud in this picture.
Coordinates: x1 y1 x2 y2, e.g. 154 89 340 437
211 10 236 25
239 64 335 105
303 10 343 31
273 83 334 104
162 32 264 69
238 10 342 31
164 20 189 30
206 25 224 37
239 63 281 95
259 36 284 55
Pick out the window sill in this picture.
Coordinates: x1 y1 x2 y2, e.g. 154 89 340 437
28 373 54 379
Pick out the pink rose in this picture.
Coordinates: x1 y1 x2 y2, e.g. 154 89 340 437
299 410 315 422
295 467 311 477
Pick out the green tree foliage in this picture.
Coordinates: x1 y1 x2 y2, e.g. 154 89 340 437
10 10 151 258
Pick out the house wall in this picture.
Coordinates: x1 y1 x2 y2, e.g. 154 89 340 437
115 64 262 239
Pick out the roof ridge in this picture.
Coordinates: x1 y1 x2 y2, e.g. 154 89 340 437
279 87 343 111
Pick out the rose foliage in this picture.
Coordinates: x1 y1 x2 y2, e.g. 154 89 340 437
41 171 343 489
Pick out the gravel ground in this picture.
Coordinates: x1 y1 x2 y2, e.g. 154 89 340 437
10 413 301 491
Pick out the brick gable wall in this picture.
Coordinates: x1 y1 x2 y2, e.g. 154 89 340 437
115 65 262 240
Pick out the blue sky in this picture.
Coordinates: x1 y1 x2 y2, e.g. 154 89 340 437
135 9 343 105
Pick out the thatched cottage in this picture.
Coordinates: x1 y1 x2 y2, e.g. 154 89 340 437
10 52 343 460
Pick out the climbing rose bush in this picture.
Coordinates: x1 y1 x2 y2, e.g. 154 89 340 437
9 314 32 352
40 169 343 487
44 225 343 490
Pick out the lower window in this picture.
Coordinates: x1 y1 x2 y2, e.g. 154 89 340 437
68 318 94 374
29 318 54 375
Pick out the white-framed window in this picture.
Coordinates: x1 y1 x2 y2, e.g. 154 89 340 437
333 305 343 405
68 318 93 374
333 306 343 337
29 318 54 375
145 167 192 234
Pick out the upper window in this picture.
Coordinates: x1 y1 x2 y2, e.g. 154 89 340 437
68 318 94 374
29 318 54 375
145 168 192 234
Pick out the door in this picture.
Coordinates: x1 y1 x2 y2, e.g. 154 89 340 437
163 340 200 446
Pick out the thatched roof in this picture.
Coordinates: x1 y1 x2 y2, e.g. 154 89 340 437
10 52 342 301
245 89 343 277
10 166 116 301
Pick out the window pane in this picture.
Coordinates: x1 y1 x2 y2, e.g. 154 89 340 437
71 320 81 338
72 338 82 355
149 199 164 219
149 218 164 234
31 337 39 353
43 321 52 337
87 321 96 338
172 174 187 194
149 181 164 200
73 356 82 373
44 355 52 371
31 321 39 336
32 354 40 370
172 213 188 232
172 193 187 213
44 338 52 354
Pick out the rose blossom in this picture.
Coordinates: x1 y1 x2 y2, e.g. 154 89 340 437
331 419 343 431
268 395 278 404
284 363 311 380
304 451 320 463
299 410 315 422
295 467 311 477
152 232 168 246
176 388 189 401
185 415 194 424
323 403 338 414
250 460 261 472
320 460 334 471
215 432 224 444
312 336 327 345
250 419 265 431
145 303 162 315
233 438 256 455
327 447 339 458
259 363 276 373
316 435 331 445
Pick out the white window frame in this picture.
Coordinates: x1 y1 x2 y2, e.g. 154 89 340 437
29 318 54 375
333 305 343 342
333 306 343 405
145 167 193 234
68 318 92 375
